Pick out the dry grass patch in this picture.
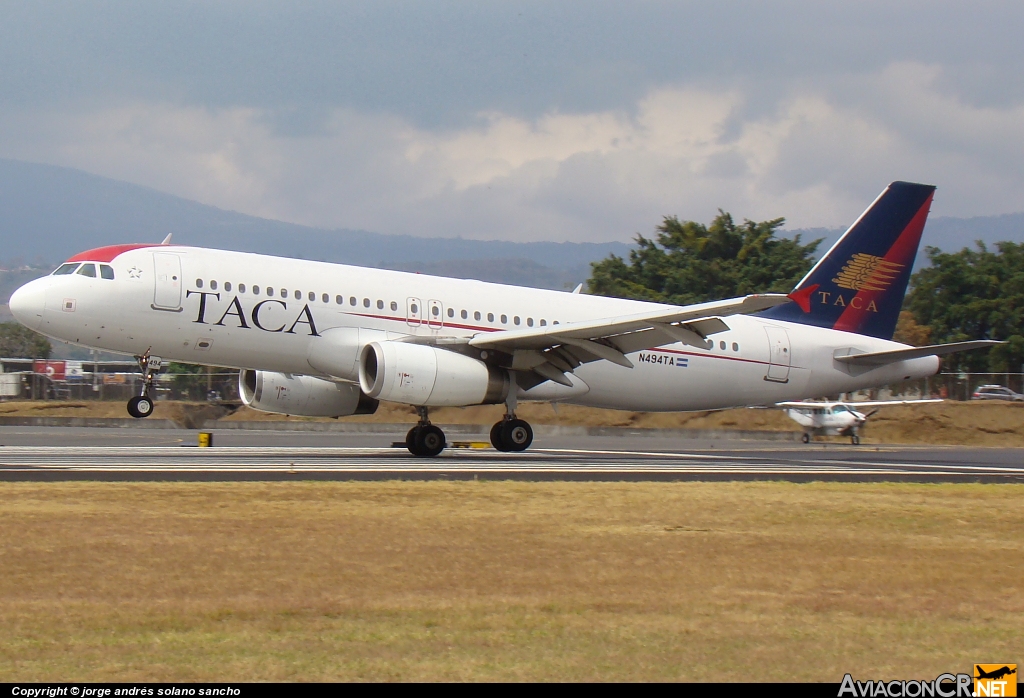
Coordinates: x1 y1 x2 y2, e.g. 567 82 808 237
1 482 1021 681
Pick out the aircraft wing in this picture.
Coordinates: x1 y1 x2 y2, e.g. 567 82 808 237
465 293 790 385
833 340 1001 366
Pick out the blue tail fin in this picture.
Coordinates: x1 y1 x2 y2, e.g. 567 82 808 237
759 181 935 339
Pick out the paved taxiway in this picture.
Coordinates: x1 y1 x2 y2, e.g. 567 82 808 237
0 426 1021 482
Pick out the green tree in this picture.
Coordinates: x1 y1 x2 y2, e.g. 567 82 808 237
0 321 51 358
905 242 1024 372
588 212 820 305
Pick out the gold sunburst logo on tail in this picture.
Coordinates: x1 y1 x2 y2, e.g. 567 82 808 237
832 253 904 291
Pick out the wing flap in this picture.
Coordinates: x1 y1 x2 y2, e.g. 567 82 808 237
468 293 788 352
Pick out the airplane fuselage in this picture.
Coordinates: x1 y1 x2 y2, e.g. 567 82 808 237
11 244 940 412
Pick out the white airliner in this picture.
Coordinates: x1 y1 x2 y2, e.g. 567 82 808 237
777 399 943 444
8 181 996 456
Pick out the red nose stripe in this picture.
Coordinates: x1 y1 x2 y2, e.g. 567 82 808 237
66 243 164 263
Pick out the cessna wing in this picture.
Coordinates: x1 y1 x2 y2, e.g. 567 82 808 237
777 399 943 409
465 294 790 386
834 340 1001 366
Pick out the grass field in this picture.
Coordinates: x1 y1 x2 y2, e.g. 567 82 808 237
1 482 1021 681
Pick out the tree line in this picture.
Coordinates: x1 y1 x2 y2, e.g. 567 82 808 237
588 213 1023 373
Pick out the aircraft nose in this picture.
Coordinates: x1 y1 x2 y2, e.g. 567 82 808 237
8 279 48 330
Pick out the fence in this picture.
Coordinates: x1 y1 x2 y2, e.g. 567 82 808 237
0 360 241 402
3 362 1024 404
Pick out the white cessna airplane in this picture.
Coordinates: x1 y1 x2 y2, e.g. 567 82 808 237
8 181 996 456
777 398 943 444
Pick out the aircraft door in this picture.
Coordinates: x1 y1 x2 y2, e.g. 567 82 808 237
406 298 422 327
764 326 791 382
152 252 183 311
427 299 444 329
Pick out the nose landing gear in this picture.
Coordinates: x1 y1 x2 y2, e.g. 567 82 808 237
127 349 162 419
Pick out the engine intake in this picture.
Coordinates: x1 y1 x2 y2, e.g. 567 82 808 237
359 341 508 406
239 370 378 417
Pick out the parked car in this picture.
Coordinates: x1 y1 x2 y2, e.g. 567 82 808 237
971 385 1024 401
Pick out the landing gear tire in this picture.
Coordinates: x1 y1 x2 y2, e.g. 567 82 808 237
406 423 446 457
490 421 508 452
491 419 533 452
801 432 810 444
851 435 860 445
127 395 154 419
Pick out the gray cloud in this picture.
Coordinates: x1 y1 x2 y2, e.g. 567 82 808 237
2 2 1024 241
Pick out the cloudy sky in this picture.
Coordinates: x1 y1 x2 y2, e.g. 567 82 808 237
2 1 1023 242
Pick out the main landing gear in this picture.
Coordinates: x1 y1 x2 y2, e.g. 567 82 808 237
404 393 536 457
406 407 447 457
127 349 161 419
489 388 533 452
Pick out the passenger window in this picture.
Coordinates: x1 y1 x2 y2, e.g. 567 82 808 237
363 298 370 307
474 311 481 321
391 301 398 311
239 284 246 293
540 319 547 326
513 316 520 325
322 293 329 303
377 300 384 309
224 282 232 292
411 303 418 314
350 297 357 306
719 341 726 350
77 264 97 278
501 314 507 324
53 263 80 275
253 286 260 295
196 278 204 288
432 306 440 316
211 280 218 290
488 313 494 322
100 265 115 280
280 288 286 297
732 342 739 351
308 291 314 301
266 287 274 296
447 307 454 318
461 310 468 319
295 290 302 300
527 318 534 327
336 295 343 305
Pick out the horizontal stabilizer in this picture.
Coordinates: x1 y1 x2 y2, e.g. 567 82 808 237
834 340 1001 366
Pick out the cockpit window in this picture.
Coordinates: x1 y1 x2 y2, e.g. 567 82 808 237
76 263 97 278
100 264 115 280
53 263 80 275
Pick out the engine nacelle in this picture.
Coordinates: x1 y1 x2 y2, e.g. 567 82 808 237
239 370 378 417
358 341 509 406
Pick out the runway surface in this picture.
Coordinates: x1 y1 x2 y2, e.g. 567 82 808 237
1 426 1021 482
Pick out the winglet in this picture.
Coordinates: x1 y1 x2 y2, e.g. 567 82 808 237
160 234 173 245
788 283 819 313
571 283 583 294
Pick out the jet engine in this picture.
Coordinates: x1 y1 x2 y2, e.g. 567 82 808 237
239 370 378 417
358 341 509 406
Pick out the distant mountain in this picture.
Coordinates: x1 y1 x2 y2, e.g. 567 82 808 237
0 159 630 289
3 158 1024 287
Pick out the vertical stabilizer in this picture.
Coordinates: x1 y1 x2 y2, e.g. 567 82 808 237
759 181 935 339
